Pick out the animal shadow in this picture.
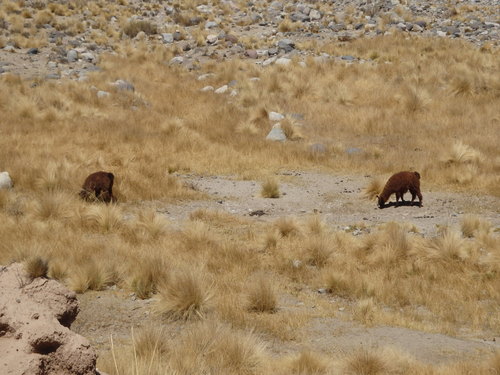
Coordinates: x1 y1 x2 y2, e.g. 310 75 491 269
380 201 422 209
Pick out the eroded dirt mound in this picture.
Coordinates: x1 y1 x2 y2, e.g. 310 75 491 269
0 263 97 375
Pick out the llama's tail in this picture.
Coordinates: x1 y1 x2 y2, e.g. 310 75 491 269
414 171 421 179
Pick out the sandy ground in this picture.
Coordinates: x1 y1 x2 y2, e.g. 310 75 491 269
159 171 500 235
72 170 500 365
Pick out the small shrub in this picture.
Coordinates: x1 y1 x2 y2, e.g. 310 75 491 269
123 20 157 38
261 178 280 198
247 275 277 313
25 256 49 279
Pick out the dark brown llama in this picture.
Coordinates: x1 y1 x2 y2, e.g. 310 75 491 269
377 171 422 208
79 171 116 203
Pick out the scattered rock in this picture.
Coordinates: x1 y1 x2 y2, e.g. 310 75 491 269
275 57 292 65
97 90 110 98
266 124 287 142
0 171 13 189
277 39 295 52
162 33 174 43
111 79 135 92
214 85 228 94
170 56 184 65
27 48 39 55
268 111 285 121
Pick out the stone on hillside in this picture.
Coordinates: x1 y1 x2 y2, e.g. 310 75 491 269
97 90 110 98
245 49 258 59
162 33 174 43
196 4 212 13
200 86 214 92
206 34 218 44
205 21 218 29
170 56 184 65
309 9 321 20
341 55 356 61
266 125 287 142
111 79 135 91
173 31 182 41
0 171 13 189
309 143 327 154
276 57 291 65
268 111 284 121
277 39 295 52
197 73 215 80
27 48 39 55
262 57 277 66
214 85 228 94
81 52 96 63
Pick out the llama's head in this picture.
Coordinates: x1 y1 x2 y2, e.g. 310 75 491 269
377 195 385 208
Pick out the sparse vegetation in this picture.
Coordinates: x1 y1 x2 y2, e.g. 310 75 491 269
0 0 499 373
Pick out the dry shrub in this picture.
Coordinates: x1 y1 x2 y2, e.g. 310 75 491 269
302 236 332 267
344 349 386 375
324 271 352 297
363 177 384 201
261 178 280 198
283 350 330 374
169 321 266 375
306 214 325 235
275 217 300 237
34 9 53 27
442 141 483 165
156 268 212 320
68 261 110 293
84 204 123 232
278 17 300 32
28 192 72 221
123 20 157 37
461 214 491 238
133 325 169 360
130 256 168 299
247 275 277 313
354 298 377 326
24 256 48 279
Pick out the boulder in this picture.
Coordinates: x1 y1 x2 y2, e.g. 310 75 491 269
0 171 13 189
0 263 97 375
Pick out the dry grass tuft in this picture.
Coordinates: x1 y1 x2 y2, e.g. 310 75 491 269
261 178 280 198
344 349 386 375
275 217 300 237
363 177 384 201
284 350 330 374
24 256 49 279
123 20 157 38
156 268 213 320
247 275 278 313
461 214 491 238
169 321 266 375
442 141 484 165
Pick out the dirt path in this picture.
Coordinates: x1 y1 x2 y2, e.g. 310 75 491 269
160 171 500 236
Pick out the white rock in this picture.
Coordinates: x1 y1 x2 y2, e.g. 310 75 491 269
229 89 238 97
198 73 215 80
266 124 287 142
275 57 291 66
309 9 321 20
97 90 110 98
170 56 184 65
214 85 228 94
206 34 218 44
268 111 284 121
262 57 277 66
437 30 447 37
0 171 13 189
200 85 214 92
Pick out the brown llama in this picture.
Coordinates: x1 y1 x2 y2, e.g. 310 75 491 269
79 171 116 203
377 171 422 208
